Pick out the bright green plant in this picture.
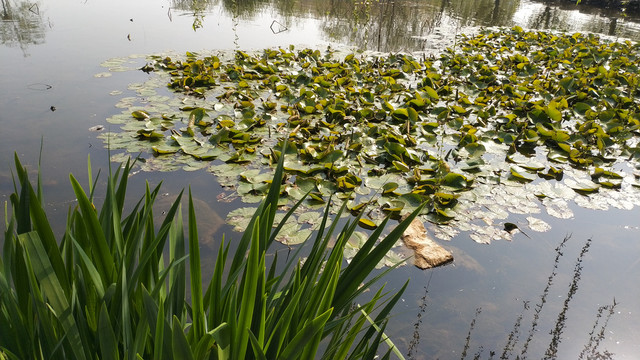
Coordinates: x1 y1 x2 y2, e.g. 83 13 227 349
1 147 418 359
100 28 640 246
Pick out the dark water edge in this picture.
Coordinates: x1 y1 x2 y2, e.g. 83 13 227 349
2 0 640 358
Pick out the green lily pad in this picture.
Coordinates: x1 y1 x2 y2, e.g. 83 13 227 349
96 30 640 253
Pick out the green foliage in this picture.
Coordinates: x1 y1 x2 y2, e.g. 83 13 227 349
100 28 640 245
0 150 411 359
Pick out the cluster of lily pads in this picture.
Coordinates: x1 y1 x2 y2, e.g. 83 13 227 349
100 26 640 244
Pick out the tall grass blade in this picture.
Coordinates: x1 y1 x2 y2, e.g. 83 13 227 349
248 330 267 360
168 204 186 319
72 238 105 298
153 297 165 360
15 172 30 235
37 138 44 203
98 303 119 360
205 238 227 328
210 323 231 359
19 231 87 360
2 154 411 360
234 217 261 360
23 181 70 296
142 288 173 359
119 264 132 356
187 188 205 341
279 308 333 360
70 174 115 284
172 316 194 360
360 308 405 360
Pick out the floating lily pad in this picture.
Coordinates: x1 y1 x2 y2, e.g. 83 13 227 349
526 216 551 232
96 27 640 256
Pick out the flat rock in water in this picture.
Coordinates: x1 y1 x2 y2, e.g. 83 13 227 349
401 218 453 269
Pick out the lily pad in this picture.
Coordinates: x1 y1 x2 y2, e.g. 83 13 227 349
96 28 640 257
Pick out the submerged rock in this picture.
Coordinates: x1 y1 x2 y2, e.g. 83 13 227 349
402 218 453 269
154 193 224 248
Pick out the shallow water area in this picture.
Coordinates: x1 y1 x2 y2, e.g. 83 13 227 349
2 0 640 358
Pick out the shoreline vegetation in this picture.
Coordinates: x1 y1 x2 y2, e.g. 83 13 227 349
1 149 418 359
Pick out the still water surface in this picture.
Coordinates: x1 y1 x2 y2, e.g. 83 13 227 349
2 0 640 358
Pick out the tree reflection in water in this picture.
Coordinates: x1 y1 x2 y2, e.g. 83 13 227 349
0 0 47 56
167 0 640 52
449 236 618 360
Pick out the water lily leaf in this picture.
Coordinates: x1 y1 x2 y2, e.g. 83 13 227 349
348 200 369 213
408 107 419 122
450 105 467 114
565 178 600 194
538 166 564 180
274 222 312 245
336 174 361 190
551 131 570 143
509 166 536 182
132 110 151 120
137 129 164 139
319 150 344 163
382 182 399 195
545 102 562 122
441 172 468 189
591 167 622 179
95 34 640 244
465 143 486 158
188 107 209 127
573 102 591 115
226 207 256 232
308 192 325 203
392 160 410 172
507 153 545 171
526 216 551 232
358 218 377 230
391 109 409 121
598 180 622 189
152 141 180 154
547 149 568 163
434 192 459 208
381 200 405 213
424 86 439 100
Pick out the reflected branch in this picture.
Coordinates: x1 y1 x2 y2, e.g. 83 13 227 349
544 238 592 359
578 298 617 360
520 235 570 357
500 302 525 359
461 307 482 360
459 236 617 358
407 272 434 359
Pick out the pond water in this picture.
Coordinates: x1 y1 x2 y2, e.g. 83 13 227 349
2 0 640 358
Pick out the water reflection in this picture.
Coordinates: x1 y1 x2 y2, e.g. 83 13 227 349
446 236 618 359
516 1 640 39
0 0 47 55
167 0 640 52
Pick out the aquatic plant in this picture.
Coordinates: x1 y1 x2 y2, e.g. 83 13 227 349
0 150 415 359
99 27 640 246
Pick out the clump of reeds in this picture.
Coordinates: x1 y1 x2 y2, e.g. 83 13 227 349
1 149 416 359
